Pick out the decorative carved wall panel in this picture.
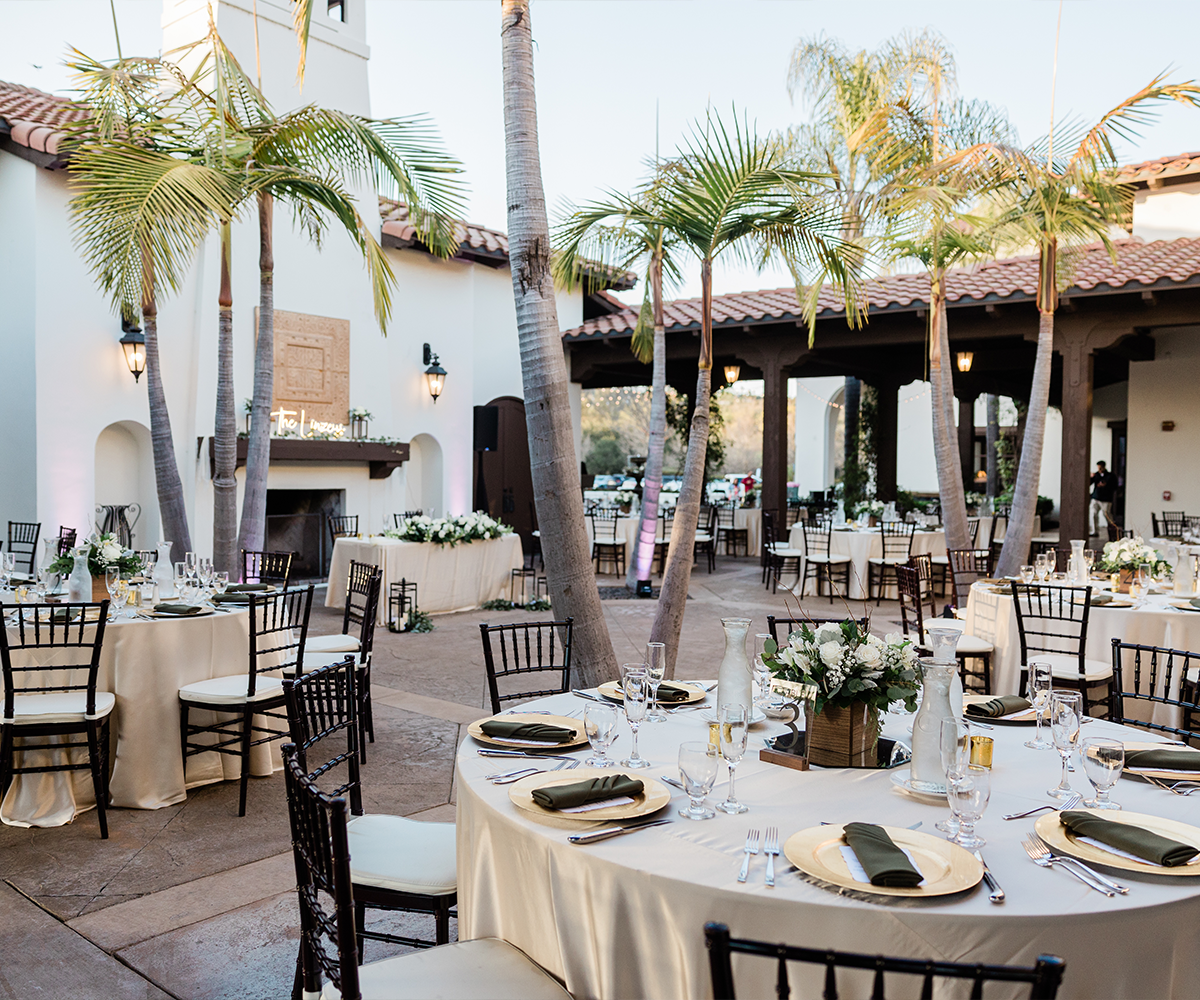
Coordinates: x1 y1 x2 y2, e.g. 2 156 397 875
264 309 350 424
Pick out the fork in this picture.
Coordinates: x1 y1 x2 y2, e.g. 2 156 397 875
1145 776 1200 795
1003 791 1081 820
1029 832 1129 894
1021 837 1116 896
763 827 780 887
737 828 761 883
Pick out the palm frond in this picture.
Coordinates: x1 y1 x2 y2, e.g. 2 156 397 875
1070 72 1200 168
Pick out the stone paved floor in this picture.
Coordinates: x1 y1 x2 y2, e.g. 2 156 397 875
0 556 907 999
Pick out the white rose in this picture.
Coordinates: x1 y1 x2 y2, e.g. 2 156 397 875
100 541 122 563
855 643 882 667
819 641 844 667
883 632 905 648
814 623 841 645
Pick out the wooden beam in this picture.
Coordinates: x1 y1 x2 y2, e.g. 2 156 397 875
958 396 976 492
1057 330 1095 546
875 380 899 502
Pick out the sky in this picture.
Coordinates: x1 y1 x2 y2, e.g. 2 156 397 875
4 0 1200 302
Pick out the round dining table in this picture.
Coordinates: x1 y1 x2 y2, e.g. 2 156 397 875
457 689 1200 1000
1 605 282 828
785 525 947 600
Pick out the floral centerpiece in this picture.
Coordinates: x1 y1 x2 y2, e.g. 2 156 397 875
1097 535 1170 578
383 513 512 546
763 619 919 766
614 490 636 512
852 499 884 523
49 533 143 600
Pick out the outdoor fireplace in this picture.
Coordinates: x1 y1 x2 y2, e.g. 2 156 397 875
265 489 345 582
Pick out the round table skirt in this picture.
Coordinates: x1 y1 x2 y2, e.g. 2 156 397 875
457 690 1200 1000
786 526 947 599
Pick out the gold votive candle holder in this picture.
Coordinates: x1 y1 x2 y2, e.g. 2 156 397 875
969 735 994 768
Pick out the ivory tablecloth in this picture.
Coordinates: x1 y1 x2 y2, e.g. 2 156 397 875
585 510 762 567
457 690 1200 1000
325 534 525 621
786 526 947 599
2 608 282 828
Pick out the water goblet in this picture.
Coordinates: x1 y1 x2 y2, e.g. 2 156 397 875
1080 736 1124 810
716 704 749 814
214 571 230 594
619 664 651 769
936 718 971 836
582 701 618 768
110 578 130 619
1033 553 1048 581
1083 549 1095 575
106 566 121 601
1024 661 1054 750
199 557 215 593
1048 690 1082 799
1020 565 1035 585
678 741 718 820
644 642 667 722
947 764 990 849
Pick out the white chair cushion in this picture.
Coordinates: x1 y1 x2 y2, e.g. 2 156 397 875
926 619 967 633
867 557 908 565
178 674 284 705
347 814 457 895
930 555 949 565
1029 653 1113 682
770 548 805 558
693 533 712 543
306 633 360 654
298 651 361 672
804 554 851 564
4 691 115 725
322 938 571 1000
949 633 994 655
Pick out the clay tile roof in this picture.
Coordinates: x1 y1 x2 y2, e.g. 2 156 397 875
562 237 1200 339
0 80 87 157
1117 152 1200 186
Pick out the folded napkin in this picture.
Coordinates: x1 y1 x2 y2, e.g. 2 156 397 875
1124 749 1200 772
654 681 693 703
226 583 271 593
842 822 924 887
531 774 644 811
212 591 251 604
1191 598 1200 611
966 696 1032 719
1090 591 1114 605
479 719 576 744
153 604 203 616
1060 810 1199 868
50 609 82 623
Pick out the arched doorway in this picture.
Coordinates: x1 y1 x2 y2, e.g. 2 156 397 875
825 385 845 489
408 433 444 517
94 420 159 547
474 396 534 546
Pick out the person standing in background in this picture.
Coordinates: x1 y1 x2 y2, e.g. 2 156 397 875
1090 460 1117 536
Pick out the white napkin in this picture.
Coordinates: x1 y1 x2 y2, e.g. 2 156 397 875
1076 836 1146 863
489 736 571 746
560 796 636 814
839 845 926 886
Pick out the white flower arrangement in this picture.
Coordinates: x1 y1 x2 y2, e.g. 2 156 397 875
384 513 512 546
1098 535 1170 575
852 499 885 519
614 490 636 506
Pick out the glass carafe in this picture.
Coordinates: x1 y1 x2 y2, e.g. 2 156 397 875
716 618 753 719
910 658 956 791
66 546 91 604
1070 539 1086 584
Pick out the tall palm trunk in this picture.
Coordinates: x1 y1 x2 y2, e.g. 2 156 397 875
928 268 970 550
213 221 239 574
651 258 712 678
985 394 999 497
627 254 666 589
501 0 616 687
236 192 275 574
141 254 193 558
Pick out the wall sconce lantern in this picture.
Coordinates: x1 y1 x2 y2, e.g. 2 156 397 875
423 342 446 402
723 364 741 384
956 351 974 373
120 318 146 382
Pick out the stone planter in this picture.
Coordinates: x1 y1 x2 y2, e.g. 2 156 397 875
806 702 880 767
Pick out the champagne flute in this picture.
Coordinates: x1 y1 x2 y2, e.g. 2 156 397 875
173 561 187 599
184 551 198 581
1048 691 1082 799
1024 661 1054 750
948 764 990 849
678 741 718 820
582 701 618 768
644 641 667 723
716 704 749 814
1081 736 1124 810
619 664 651 768
937 718 971 835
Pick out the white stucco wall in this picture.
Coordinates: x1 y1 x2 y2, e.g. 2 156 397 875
1131 181 1200 241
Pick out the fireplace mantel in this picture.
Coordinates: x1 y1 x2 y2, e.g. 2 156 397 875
204 437 409 480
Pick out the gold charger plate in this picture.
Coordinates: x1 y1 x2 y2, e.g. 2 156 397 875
508 767 671 823
467 713 588 750
146 608 216 619
20 606 105 623
1034 808 1200 875
597 679 707 705
784 824 982 897
1118 741 1200 782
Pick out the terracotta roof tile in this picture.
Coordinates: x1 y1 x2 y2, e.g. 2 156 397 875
379 196 509 258
1117 152 1200 186
0 80 87 156
562 237 1200 339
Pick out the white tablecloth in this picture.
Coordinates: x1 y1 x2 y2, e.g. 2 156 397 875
786 526 947 599
585 509 762 565
457 690 1200 1000
2 608 281 828
326 534 525 621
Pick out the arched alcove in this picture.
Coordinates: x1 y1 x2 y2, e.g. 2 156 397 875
94 420 159 547
408 433 443 517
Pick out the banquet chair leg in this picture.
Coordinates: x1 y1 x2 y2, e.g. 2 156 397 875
435 896 452 945
355 899 367 964
86 719 109 840
238 707 253 818
179 704 190 764
0 726 12 803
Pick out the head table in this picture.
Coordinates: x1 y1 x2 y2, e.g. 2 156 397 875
457 689 1200 1000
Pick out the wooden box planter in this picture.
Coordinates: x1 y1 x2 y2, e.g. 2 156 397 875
807 703 880 767
91 577 109 603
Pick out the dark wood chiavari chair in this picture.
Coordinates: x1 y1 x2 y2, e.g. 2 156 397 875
907 552 939 618
766 615 868 646
5 521 41 577
1159 511 1187 540
327 515 359 547
797 521 852 603
1110 639 1199 744
761 510 804 594
56 526 78 556
480 618 574 716
693 506 717 573
897 565 994 692
392 510 424 529
715 503 748 557
589 511 626 576
946 548 995 613
241 549 293 588
867 521 916 605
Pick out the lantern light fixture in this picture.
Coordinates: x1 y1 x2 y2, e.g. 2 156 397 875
956 351 974 373
120 318 146 383
723 364 741 384
423 342 446 402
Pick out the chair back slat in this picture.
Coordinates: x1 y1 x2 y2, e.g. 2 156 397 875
1 602 110 718
880 521 916 561
242 549 294 588
480 618 574 715
328 516 359 547
246 587 313 698
801 522 832 559
1110 639 1199 742
285 657 362 814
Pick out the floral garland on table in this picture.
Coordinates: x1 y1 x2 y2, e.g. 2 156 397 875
49 533 143 577
1097 535 1170 575
383 513 512 546
763 619 920 715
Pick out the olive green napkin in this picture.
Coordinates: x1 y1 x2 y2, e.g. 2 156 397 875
1189 598 1200 611
1060 810 1199 867
153 604 202 616
479 720 576 744
226 583 271 593
50 609 82 623
966 696 1032 718
212 591 251 604
842 822 924 887
654 681 693 703
1124 749 1200 772
531 774 644 810
1090 591 1114 605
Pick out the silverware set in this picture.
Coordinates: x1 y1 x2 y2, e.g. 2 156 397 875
1002 792 1081 820
486 758 579 784
1021 833 1129 896
1144 775 1200 795
737 828 760 883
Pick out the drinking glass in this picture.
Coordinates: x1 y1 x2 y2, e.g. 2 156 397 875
173 561 187 598
136 550 157 578
1024 661 1054 750
0 552 14 591
214 571 230 594
106 566 121 600
1080 736 1124 809
1048 691 1082 799
1019 565 1035 585
1034 553 1048 581
948 764 990 849
582 701 618 768
936 718 971 835
1129 568 1146 601
644 642 667 722
184 551 198 582
199 557 215 592
1083 549 1095 575
619 664 651 768
716 704 749 814
678 741 718 820
110 577 130 619
753 633 776 708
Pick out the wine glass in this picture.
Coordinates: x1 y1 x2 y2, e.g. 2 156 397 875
1048 691 1082 799
1024 661 1054 750
947 764 990 849
644 642 667 723
582 701 618 768
173 561 187 598
1080 736 1124 809
106 565 121 601
619 664 651 769
753 633 775 709
0 552 14 591
1020 564 1035 585
716 704 749 814
199 557 215 593
937 718 971 835
184 551 198 582
110 577 130 619
214 571 230 594
1083 549 1095 576
678 741 718 820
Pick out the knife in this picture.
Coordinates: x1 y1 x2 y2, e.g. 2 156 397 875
974 850 1005 903
568 819 671 845
571 689 609 704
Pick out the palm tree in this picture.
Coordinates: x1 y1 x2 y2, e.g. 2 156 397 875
501 0 618 687
991 75 1200 577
